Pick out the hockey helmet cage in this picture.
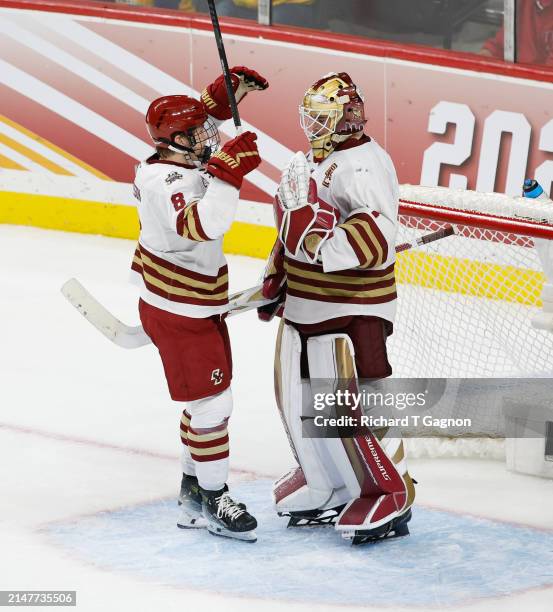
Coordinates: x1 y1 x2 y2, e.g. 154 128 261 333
299 72 367 162
146 95 220 164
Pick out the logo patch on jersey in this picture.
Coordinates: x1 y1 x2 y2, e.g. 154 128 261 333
165 171 183 185
133 184 141 201
322 163 338 188
211 369 224 385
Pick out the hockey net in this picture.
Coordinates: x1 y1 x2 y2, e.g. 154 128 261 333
388 185 553 458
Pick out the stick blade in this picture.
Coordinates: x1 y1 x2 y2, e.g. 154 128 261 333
60 278 150 349
226 284 276 317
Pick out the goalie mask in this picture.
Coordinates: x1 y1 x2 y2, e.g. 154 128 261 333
146 95 220 166
299 72 367 162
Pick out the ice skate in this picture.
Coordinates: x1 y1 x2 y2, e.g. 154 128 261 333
348 508 412 546
201 487 257 542
177 474 206 529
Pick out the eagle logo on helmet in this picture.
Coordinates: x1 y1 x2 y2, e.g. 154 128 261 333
299 72 367 162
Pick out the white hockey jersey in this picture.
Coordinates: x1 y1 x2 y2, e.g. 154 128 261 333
283 135 399 325
131 156 239 317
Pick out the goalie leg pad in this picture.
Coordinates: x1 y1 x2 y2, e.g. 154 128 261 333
272 321 336 513
273 466 351 526
306 334 366 499
304 333 415 534
336 440 416 536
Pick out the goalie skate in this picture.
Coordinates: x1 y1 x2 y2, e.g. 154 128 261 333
280 505 346 528
177 474 206 529
201 487 257 543
343 509 412 546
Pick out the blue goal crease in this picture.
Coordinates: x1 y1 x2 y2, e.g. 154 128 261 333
46 479 553 607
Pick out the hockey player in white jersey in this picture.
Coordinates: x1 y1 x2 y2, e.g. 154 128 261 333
259 72 415 544
132 67 268 542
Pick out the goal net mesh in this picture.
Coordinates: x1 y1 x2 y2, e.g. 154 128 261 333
387 186 553 455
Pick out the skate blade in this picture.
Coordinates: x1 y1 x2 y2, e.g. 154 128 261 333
206 524 257 543
349 526 410 546
177 509 207 530
281 507 344 529
286 516 336 528
177 519 207 530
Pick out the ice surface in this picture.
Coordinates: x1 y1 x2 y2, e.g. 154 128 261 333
1 226 553 612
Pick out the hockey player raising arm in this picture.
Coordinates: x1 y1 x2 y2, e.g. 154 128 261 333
259 72 416 545
132 67 268 542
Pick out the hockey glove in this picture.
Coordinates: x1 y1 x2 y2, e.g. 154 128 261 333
257 299 285 322
257 238 286 322
262 238 286 300
206 131 261 190
275 152 338 262
201 66 269 120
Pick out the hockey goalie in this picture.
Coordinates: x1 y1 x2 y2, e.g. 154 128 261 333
259 72 416 545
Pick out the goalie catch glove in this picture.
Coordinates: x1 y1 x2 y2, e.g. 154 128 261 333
274 151 338 263
206 131 261 189
201 66 269 120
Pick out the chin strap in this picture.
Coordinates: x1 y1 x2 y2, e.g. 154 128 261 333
163 142 213 167
157 126 215 166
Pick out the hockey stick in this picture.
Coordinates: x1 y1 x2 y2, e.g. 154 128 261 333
395 224 455 253
60 225 455 349
207 0 242 134
61 279 151 349
256 225 457 323
60 279 279 349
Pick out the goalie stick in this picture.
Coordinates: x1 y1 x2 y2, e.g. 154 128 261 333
395 224 455 253
60 224 454 349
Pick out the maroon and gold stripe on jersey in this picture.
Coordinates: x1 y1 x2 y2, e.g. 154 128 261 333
340 211 389 269
285 258 396 305
176 202 211 242
132 243 228 307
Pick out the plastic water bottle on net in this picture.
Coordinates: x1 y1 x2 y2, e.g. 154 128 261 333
523 178 552 202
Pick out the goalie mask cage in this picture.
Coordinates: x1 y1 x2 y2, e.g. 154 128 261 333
388 185 553 457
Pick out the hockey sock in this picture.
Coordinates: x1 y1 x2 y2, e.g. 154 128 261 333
179 410 196 477
187 420 230 491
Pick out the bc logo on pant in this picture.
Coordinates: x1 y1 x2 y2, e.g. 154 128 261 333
211 369 224 385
